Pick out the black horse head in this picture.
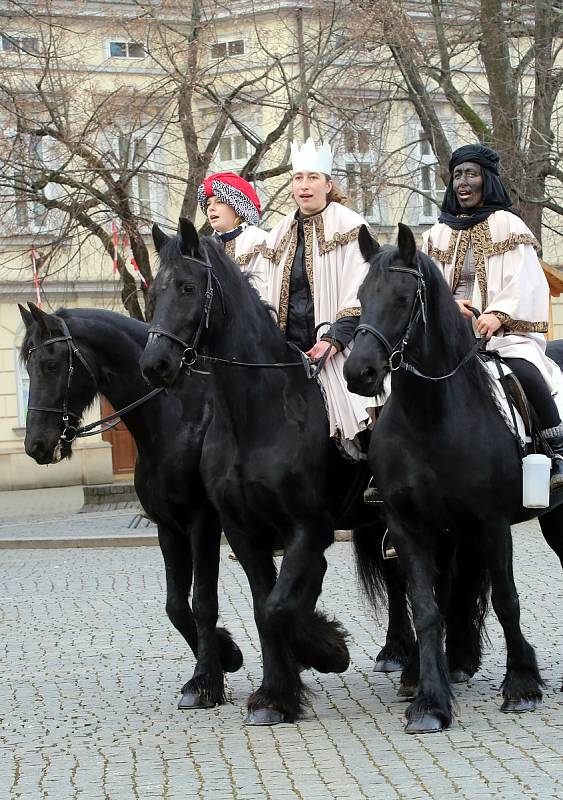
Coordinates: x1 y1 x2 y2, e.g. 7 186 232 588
141 218 216 387
344 223 475 397
20 303 98 464
344 223 421 397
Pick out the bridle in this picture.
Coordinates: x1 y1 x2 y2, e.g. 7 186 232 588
354 260 483 382
27 318 162 442
27 318 97 442
148 254 225 374
147 254 325 379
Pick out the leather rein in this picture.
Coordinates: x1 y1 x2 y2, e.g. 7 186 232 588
147 254 330 381
27 318 162 442
353 263 483 381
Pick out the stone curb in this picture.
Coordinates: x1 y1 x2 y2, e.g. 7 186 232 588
0 534 159 549
80 482 138 510
0 530 352 550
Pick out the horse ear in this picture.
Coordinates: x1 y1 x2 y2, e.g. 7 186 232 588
152 223 168 254
358 225 380 263
18 303 34 329
178 217 200 257
27 302 62 336
397 223 417 265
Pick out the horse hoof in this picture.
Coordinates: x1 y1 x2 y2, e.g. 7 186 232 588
373 659 404 673
178 692 215 710
244 707 285 726
500 697 538 713
397 684 417 699
450 670 472 684
405 713 444 734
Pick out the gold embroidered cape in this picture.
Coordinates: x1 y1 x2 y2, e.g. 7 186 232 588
423 210 561 394
255 202 374 456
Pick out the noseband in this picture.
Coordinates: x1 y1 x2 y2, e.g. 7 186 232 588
354 261 483 382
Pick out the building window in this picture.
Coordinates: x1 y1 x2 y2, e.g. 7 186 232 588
346 162 375 220
343 126 371 154
109 41 145 59
15 329 30 427
1 34 40 53
9 135 45 232
419 134 445 221
211 39 245 59
117 134 154 218
219 133 247 162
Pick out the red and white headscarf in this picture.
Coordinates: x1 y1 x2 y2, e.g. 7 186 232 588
197 172 261 227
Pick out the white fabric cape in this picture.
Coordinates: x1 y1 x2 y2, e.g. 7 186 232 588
255 202 374 456
422 210 561 395
224 225 269 300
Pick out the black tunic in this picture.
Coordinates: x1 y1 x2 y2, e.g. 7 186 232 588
285 213 358 353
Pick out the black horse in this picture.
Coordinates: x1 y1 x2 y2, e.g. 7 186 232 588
18 301 422 713
139 219 492 724
344 223 563 734
20 303 243 709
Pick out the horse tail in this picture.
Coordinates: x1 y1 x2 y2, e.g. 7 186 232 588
445 539 490 678
352 521 389 612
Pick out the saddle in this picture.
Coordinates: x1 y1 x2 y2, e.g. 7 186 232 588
481 352 554 459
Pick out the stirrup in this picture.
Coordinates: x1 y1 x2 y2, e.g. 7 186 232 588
364 477 383 505
381 528 398 560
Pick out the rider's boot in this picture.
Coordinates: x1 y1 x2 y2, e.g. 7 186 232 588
544 425 563 491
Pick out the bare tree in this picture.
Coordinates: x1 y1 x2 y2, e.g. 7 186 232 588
0 0 378 318
374 0 563 244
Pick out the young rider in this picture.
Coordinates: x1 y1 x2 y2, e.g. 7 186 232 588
197 171 268 298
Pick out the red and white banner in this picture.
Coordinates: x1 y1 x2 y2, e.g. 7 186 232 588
122 233 147 288
130 255 147 288
31 246 41 307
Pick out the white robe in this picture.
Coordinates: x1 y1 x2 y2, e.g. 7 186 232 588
255 202 374 458
223 224 269 301
422 210 561 395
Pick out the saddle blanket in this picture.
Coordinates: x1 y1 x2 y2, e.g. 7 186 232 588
485 360 563 446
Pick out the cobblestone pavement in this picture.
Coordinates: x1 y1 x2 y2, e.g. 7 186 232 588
1 520 562 800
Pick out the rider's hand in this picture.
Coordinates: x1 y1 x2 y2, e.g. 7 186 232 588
475 312 503 339
456 299 475 320
306 341 338 363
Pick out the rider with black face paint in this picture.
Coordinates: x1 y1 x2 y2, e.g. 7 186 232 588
423 144 563 491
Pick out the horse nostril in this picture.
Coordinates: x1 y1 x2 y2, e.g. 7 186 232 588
142 360 173 387
360 366 376 382
26 440 46 461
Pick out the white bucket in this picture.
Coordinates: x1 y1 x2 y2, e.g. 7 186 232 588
522 454 551 508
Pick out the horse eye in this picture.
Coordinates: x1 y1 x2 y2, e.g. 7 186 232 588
182 283 194 295
45 360 58 372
